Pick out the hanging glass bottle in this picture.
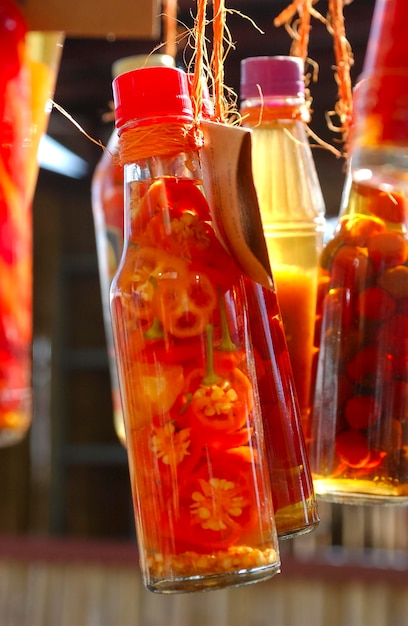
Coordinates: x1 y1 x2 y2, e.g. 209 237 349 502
240 56 326 433
310 0 408 504
0 0 32 446
310 168 408 503
110 65 282 593
0 1 63 447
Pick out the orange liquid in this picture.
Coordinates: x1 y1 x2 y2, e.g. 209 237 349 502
273 265 317 422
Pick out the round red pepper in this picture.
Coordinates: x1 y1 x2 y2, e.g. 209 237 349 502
117 245 188 324
132 178 211 239
152 270 217 338
189 366 253 436
174 455 259 550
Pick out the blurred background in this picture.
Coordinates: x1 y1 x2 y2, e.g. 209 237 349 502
2 1 408 624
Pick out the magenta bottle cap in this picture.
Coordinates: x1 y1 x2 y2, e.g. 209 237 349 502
240 56 305 100
113 66 193 129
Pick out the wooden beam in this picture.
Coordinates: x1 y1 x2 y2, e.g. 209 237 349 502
18 0 161 39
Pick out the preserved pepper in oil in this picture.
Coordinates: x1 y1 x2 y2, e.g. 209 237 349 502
110 66 281 593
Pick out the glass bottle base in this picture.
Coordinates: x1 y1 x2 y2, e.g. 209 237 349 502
275 498 320 540
314 478 408 506
142 544 280 594
145 561 281 594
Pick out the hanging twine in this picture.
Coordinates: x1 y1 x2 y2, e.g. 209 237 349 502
274 0 354 155
211 0 227 122
274 0 314 62
189 0 237 125
327 0 354 150
190 0 208 123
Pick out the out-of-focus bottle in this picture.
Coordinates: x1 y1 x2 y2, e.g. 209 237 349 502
0 0 32 446
240 56 326 431
0 1 62 447
351 0 408 189
91 53 174 446
110 65 281 593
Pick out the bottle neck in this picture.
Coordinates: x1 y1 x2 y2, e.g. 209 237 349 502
240 96 309 126
123 151 202 184
117 117 201 167
122 150 203 244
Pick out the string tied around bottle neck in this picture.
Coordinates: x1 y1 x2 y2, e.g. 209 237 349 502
117 120 203 166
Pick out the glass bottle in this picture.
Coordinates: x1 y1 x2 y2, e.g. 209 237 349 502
310 172 408 503
240 56 326 432
91 54 175 446
110 66 281 593
0 2 63 447
309 0 408 504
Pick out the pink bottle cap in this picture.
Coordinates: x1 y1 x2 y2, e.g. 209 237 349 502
113 66 193 129
240 56 305 100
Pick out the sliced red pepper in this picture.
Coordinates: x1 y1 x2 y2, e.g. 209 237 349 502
131 178 211 238
144 209 212 258
189 366 253 435
152 271 217 338
131 420 202 489
174 456 259 550
117 245 189 323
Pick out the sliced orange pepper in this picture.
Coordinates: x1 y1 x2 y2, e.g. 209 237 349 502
116 245 188 323
122 361 184 429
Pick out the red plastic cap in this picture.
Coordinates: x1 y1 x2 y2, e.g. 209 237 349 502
113 66 193 129
240 56 305 100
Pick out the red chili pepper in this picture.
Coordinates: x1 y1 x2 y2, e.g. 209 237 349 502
186 325 253 438
189 366 253 435
152 271 217 338
117 245 189 325
132 178 211 239
337 214 386 247
174 455 259 550
356 285 396 321
367 231 408 270
330 245 371 291
131 420 203 490
344 394 382 430
335 430 371 468
353 182 406 225
123 361 184 429
346 345 393 386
